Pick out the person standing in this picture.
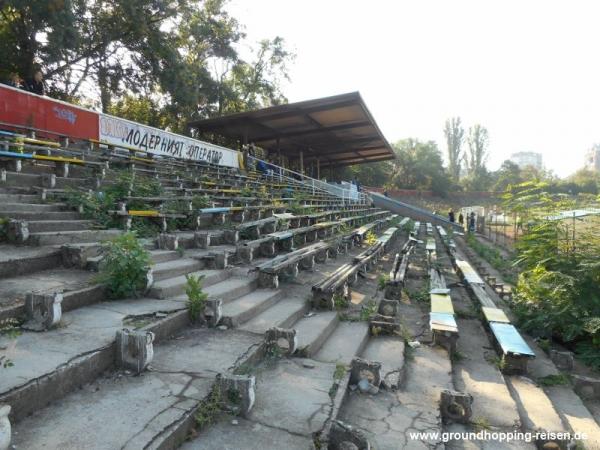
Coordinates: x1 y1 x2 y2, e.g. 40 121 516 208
448 209 455 223
5 73 25 89
27 70 46 95
458 212 464 226
469 212 476 232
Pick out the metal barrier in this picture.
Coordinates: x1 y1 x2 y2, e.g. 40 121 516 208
246 155 368 203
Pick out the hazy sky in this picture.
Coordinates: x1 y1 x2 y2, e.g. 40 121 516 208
227 0 600 177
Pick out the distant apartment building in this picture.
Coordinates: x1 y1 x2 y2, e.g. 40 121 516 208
510 151 543 170
584 144 600 172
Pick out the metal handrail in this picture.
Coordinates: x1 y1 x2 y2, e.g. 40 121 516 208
246 155 368 203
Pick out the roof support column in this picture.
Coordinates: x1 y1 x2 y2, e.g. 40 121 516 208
299 150 304 176
316 157 320 180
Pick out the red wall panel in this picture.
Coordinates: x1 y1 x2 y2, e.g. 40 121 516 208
0 85 99 140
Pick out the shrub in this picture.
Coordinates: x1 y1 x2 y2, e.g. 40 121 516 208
364 231 378 246
96 232 152 299
186 274 208 323
64 169 164 236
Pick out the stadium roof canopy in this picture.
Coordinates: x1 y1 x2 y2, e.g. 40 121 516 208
188 92 395 169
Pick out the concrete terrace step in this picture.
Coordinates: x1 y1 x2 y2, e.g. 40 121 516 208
10 329 261 449
150 249 181 264
0 193 40 203
152 258 204 282
27 219 96 233
0 244 62 279
0 202 68 212
203 276 258 304
314 321 369 364
294 310 339 357
28 229 122 246
361 336 406 389
0 268 96 310
148 269 231 299
0 297 189 421
506 376 566 435
239 297 309 334
3 171 88 189
221 289 284 327
0 210 81 220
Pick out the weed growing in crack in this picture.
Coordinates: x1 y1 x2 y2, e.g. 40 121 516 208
450 350 465 362
472 416 491 431
538 374 570 386
360 300 377 322
487 354 506 371
329 363 347 398
333 363 347 381
186 274 208 323
0 318 21 369
195 385 223 429
377 274 389 290
333 293 349 310
406 285 430 305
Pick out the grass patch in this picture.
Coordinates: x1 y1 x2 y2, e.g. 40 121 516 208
472 416 491 431
538 374 570 387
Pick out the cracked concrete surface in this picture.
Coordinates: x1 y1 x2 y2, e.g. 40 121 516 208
182 357 337 450
0 268 95 308
0 298 187 395
339 345 452 450
11 328 261 450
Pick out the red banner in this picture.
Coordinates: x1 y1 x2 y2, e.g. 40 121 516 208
0 85 99 140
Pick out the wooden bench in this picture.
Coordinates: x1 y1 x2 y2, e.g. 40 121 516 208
111 209 187 232
312 226 398 309
429 267 458 352
255 241 330 288
454 259 535 374
237 217 279 239
489 322 535 374
426 222 433 235
384 237 416 299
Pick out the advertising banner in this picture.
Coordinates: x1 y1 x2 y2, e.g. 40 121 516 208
0 85 98 140
99 114 239 168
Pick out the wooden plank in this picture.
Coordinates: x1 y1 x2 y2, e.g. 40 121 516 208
430 312 458 332
482 307 510 323
456 259 484 285
489 322 535 357
430 294 454 314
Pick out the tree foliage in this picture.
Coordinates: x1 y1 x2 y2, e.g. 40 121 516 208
0 0 294 129
505 181 600 368
444 117 464 182
389 139 452 195
466 124 489 176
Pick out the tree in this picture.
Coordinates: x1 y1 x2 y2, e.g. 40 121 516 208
389 139 452 195
444 117 464 182
466 124 489 176
339 161 393 187
493 160 522 192
0 0 293 129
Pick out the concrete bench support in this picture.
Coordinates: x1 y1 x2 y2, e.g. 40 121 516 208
440 389 473 424
215 373 256 417
115 329 155 374
157 233 179 250
0 404 11 450
349 357 382 388
265 327 297 356
204 298 222 327
7 219 29 243
23 292 63 331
